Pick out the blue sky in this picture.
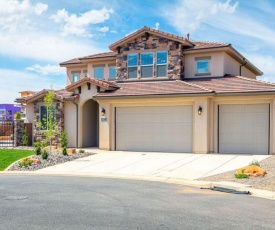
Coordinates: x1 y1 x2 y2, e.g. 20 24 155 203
1 0 275 103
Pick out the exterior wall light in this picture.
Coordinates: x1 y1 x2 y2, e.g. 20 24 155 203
198 106 202 115
101 108 106 116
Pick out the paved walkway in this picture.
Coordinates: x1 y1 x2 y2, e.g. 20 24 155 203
38 149 270 180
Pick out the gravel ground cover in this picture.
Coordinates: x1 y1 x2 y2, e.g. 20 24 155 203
199 155 275 192
6 148 94 171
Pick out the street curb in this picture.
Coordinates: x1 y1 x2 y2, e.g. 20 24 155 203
2 171 274 200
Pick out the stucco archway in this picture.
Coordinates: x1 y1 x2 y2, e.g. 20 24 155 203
81 99 99 147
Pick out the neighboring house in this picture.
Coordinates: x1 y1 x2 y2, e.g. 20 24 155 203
0 104 21 121
15 26 275 155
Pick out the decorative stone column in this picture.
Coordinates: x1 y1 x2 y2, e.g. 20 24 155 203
14 120 25 147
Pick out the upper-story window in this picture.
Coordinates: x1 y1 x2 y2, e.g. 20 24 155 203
109 66 116 79
141 52 154 78
127 51 168 79
94 67 104 79
156 51 168 77
84 70 88 77
72 72 80 82
128 53 138 79
195 56 211 76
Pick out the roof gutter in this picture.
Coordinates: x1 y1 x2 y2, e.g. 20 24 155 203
216 91 275 96
93 92 215 100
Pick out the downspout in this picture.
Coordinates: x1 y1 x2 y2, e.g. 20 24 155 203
72 101 78 148
239 58 247 76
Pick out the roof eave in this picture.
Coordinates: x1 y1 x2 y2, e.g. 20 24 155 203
109 27 193 51
93 92 215 100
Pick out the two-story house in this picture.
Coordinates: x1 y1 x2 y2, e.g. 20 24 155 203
16 26 275 155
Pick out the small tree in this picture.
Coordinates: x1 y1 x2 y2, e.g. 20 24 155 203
60 130 68 155
22 127 29 146
38 88 57 153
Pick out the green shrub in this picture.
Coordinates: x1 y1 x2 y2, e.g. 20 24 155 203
60 130 68 148
19 158 33 167
78 149 85 153
14 112 22 120
42 149 49 160
34 142 42 155
62 147 67 156
22 127 29 146
249 159 260 167
235 173 249 179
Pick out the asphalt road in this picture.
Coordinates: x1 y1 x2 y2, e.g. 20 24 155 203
0 175 275 230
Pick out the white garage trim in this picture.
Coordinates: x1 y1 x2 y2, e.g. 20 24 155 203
115 106 193 153
218 104 270 155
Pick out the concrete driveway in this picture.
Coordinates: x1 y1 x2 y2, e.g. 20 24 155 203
38 149 270 180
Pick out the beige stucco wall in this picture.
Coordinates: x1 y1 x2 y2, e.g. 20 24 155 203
66 65 87 85
64 101 77 147
223 53 256 78
96 94 275 154
25 103 35 123
87 60 116 80
184 52 224 78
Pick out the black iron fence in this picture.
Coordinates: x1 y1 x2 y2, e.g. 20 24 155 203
0 121 14 147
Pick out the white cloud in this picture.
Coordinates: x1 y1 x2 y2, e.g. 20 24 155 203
0 32 103 62
34 2 48 15
247 54 275 77
155 22 160 30
97 26 109 33
26 64 66 75
0 0 48 33
51 7 114 37
161 0 239 32
0 68 65 104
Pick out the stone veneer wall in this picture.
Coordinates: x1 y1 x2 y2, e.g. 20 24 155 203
33 99 64 147
14 120 24 147
116 33 185 80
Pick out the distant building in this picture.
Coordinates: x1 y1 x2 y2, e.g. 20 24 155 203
0 104 21 121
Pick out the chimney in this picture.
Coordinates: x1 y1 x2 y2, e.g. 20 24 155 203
187 33 190 40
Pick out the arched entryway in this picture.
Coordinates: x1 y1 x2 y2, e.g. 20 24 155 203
82 99 99 147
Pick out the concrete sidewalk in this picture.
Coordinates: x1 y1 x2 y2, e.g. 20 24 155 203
37 149 269 180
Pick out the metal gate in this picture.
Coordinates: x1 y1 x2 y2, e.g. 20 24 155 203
0 121 14 147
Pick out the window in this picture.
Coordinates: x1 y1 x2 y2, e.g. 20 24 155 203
94 67 104 79
128 53 138 78
7 110 12 115
40 105 55 130
84 70 88 77
197 60 209 74
109 66 116 79
141 52 154 78
127 51 168 79
156 51 168 77
72 73 80 82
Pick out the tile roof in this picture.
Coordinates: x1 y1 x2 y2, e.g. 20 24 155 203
60 52 116 66
15 89 78 103
65 77 119 91
79 52 116 60
186 75 275 94
95 76 275 98
94 80 214 98
109 26 193 50
186 41 230 50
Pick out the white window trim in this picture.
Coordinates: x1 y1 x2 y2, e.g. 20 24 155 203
141 52 154 78
127 51 168 79
127 53 138 79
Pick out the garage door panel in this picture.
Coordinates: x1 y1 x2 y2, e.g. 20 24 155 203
219 104 269 155
116 106 193 153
